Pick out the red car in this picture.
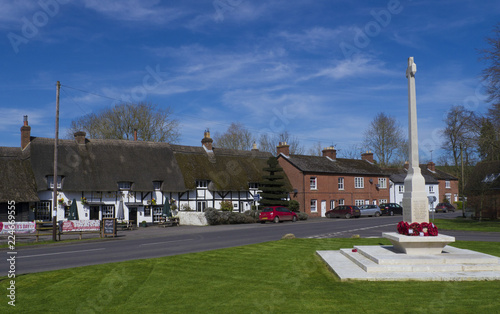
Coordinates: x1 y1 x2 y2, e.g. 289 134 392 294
434 203 455 213
259 206 298 223
325 205 361 219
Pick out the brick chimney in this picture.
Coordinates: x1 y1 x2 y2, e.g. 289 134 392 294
20 115 31 150
361 151 374 163
74 131 86 144
277 142 290 156
201 129 213 150
427 161 436 172
322 146 337 160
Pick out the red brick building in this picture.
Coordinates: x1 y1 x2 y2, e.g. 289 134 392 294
276 143 391 217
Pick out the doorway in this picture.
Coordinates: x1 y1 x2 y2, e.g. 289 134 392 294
129 207 137 225
321 200 326 217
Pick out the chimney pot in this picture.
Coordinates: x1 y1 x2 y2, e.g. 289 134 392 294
361 151 374 163
277 142 290 156
202 130 213 150
134 129 138 141
322 146 337 160
20 116 31 149
74 131 86 144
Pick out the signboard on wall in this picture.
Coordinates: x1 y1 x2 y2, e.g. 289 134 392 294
0 222 36 234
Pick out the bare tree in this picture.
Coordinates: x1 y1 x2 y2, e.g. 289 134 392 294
67 102 180 143
337 144 361 159
441 105 479 168
307 141 323 156
363 112 405 167
258 130 304 155
213 122 255 150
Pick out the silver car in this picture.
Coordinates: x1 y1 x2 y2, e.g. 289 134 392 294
358 205 381 217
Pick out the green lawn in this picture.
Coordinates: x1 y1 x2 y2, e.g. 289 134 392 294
432 217 500 232
2 238 500 313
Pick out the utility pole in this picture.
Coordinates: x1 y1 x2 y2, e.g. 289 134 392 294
52 81 60 241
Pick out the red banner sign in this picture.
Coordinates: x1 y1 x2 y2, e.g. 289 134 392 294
61 220 100 232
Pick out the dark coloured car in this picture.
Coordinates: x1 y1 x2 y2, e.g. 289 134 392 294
358 204 381 217
259 206 298 223
379 203 403 216
325 205 361 219
434 203 455 213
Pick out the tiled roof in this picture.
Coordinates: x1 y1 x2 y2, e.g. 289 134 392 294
281 154 387 176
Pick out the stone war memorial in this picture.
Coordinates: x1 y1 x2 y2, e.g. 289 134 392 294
317 57 500 281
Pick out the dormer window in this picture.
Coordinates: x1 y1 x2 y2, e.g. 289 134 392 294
47 176 62 189
118 182 132 190
153 181 162 191
248 183 259 190
196 180 208 188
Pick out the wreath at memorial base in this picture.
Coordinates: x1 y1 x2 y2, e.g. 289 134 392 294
397 221 438 236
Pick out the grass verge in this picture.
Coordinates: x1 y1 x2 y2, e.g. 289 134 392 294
432 217 500 232
1 238 500 313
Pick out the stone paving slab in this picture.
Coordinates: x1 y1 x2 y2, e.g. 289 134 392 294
317 246 500 281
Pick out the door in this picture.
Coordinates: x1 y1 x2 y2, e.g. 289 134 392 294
89 206 100 220
129 207 137 225
321 200 326 217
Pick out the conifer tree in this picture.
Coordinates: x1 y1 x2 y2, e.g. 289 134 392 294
260 157 289 207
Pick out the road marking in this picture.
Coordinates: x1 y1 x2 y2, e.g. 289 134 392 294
139 239 194 246
308 223 395 238
18 248 105 259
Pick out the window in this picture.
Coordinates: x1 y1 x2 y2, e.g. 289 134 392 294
379 199 388 204
310 199 317 212
153 206 163 222
248 183 259 189
338 199 345 205
102 205 115 218
355 199 364 206
445 180 450 189
445 193 451 202
310 177 317 190
429 185 434 193
197 201 207 212
35 201 51 221
118 182 131 190
153 181 162 191
355 177 364 189
378 178 387 189
399 185 404 193
330 200 335 209
47 176 62 189
197 180 208 188
338 177 344 190
144 207 151 217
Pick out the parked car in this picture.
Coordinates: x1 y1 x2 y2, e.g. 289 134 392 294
325 205 361 219
379 203 403 216
358 204 381 217
259 206 298 223
434 203 456 213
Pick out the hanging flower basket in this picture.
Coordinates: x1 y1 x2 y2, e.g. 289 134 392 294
81 197 88 205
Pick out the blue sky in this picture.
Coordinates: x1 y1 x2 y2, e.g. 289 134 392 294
1 0 498 162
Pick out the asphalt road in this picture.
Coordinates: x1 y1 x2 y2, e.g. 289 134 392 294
2 213 498 275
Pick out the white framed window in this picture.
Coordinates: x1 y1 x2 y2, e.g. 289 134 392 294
310 199 317 212
197 180 208 188
35 201 52 221
379 199 387 204
197 201 206 212
429 185 434 193
248 183 259 189
47 176 62 189
355 199 364 206
338 177 344 190
310 177 317 190
153 206 162 222
118 182 131 190
102 205 115 218
378 178 387 189
338 199 345 205
399 185 404 193
355 177 364 189
445 180 450 189
330 200 335 209
153 181 162 191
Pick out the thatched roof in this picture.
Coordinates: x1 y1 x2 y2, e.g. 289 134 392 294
171 145 276 191
0 147 39 202
29 137 186 192
280 155 388 176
